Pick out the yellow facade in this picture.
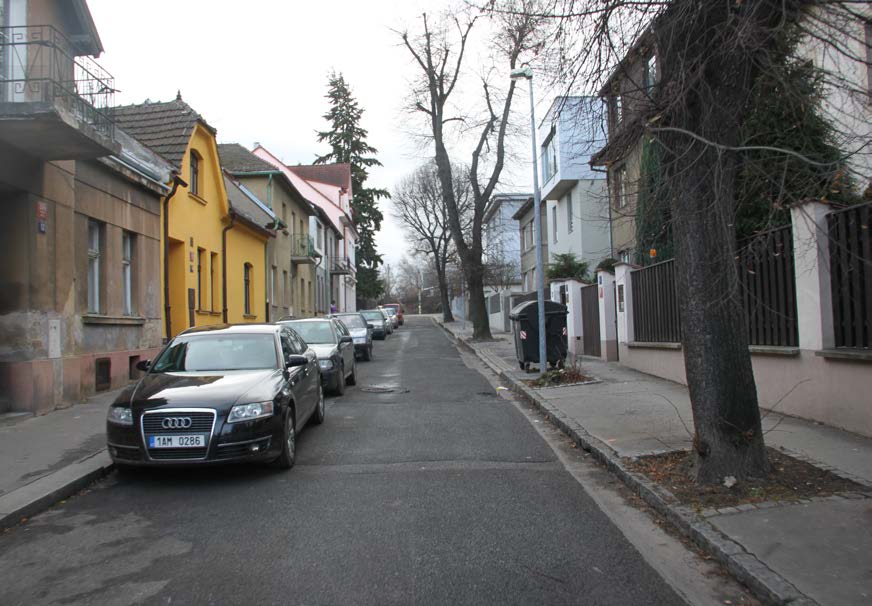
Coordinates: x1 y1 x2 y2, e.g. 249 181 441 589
160 124 268 338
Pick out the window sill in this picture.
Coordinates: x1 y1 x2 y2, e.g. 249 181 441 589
749 345 800 357
188 192 208 205
243 314 258 320
628 341 681 350
82 314 146 326
815 349 872 363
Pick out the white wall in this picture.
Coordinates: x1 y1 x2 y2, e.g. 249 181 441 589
545 179 611 268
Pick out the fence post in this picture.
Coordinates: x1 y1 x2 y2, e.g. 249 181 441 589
789 200 834 351
597 270 618 360
615 263 634 349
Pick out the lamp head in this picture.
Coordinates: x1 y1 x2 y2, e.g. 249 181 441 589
510 67 533 80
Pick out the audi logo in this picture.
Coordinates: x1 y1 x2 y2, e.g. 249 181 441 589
161 417 192 429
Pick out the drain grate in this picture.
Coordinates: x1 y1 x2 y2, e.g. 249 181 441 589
361 385 396 393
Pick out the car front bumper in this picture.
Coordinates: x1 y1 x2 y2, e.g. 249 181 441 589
106 409 284 466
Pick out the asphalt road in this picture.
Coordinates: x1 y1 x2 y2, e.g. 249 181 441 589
0 317 683 606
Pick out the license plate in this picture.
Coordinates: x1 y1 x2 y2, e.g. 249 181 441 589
148 434 206 448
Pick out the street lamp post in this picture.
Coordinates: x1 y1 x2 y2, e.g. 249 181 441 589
511 66 547 376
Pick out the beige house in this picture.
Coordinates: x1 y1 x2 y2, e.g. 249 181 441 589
512 197 548 293
0 0 171 413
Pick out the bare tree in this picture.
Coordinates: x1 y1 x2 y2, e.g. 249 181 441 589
399 4 547 339
393 161 473 321
483 0 872 483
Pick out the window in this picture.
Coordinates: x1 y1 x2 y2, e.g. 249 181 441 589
270 265 277 305
866 21 872 94
519 223 525 251
189 151 201 196
552 205 558 244
613 95 623 126
210 252 219 311
291 212 296 236
541 127 558 182
283 270 288 306
618 249 631 264
87 221 102 313
566 193 573 233
197 248 206 310
317 224 324 249
300 278 305 314
644 54 657 90
281 203 287 226
243 263 252 316
615 166 628 209
122 232 134 315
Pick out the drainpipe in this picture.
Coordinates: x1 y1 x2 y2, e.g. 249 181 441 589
222 212 237 323
591 164 614 258
162 175 187 341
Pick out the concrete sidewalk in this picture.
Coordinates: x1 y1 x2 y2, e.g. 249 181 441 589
438 317 872 605
0 389 117 528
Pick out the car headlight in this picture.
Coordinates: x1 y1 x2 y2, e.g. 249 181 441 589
319 359 334 370
228 401 274 423
107 406 133 426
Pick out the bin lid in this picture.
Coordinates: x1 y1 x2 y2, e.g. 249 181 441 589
509 299 568 320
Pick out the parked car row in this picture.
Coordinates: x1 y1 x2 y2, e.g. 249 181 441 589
105 304 405 471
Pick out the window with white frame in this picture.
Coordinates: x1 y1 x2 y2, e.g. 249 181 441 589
644 54 657 90
87 221 102 313
122 232 134 315
615 166 628 209
552 205 558 244
613 94 623 126
244 263 253 316
566 193 573 233
542 127 558 182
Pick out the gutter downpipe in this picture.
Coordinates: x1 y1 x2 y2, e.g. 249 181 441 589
222 212 237 323
162 175 187 342
591 164 614 258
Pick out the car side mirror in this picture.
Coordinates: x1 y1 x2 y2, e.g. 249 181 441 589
135 359 151 372
285 354 308 368
339 335 353 344
366 323 374 329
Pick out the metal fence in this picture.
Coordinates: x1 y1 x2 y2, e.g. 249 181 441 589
736 225 798 347
828 202 872 349
631 258 682 343
0 25 115 139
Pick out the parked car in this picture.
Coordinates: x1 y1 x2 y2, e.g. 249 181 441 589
331 312 373 361
279 318 356 395
383 303 404 326
381 306 399 329
361 309 389 340
106 324 323 470
379 307 395 333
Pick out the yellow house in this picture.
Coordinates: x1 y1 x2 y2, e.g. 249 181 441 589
115 95 271 338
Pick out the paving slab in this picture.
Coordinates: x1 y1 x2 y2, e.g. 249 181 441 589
710 498 872 605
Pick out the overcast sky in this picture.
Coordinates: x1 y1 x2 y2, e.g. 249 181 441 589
88 0 545 268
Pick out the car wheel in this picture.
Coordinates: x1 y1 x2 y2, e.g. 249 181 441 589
273 409 296 470
364 344 372 361
347 361 357 386
334 364 346 396
310 384 325 425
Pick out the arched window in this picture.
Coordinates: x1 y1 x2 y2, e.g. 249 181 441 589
243 263 252 316
190 151 201 196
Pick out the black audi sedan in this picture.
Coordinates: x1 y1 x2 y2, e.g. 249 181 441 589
106 324 323 470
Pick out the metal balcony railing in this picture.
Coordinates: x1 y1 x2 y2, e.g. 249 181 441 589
289 234 317 259
0 25 115 139
329 256 354 274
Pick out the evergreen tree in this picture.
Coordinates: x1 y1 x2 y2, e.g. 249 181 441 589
315 72 389 303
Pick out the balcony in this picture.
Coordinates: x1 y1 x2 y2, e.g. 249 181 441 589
290 234 319 265
329 256 353 275
0 25 119 159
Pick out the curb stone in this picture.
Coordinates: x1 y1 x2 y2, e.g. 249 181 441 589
432 318 818 606
0 449 114 531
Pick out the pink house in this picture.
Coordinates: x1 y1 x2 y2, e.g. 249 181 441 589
252 145 358 312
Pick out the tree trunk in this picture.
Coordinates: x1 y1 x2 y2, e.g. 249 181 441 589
656 0 780 483
466 263 491 340
436 266 454 322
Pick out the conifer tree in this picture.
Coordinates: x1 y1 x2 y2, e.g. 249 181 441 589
316 72 389 303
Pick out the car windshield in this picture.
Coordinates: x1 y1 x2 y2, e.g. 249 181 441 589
384 308 397 316
336 314 365 329
284 321 336 345
151 334 278 372
362 311 384 322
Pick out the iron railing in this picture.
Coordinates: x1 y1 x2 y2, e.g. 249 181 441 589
828 202 872 349
0 25 115 139
736 225 798 347
329 256 354 274
289 234 316 258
